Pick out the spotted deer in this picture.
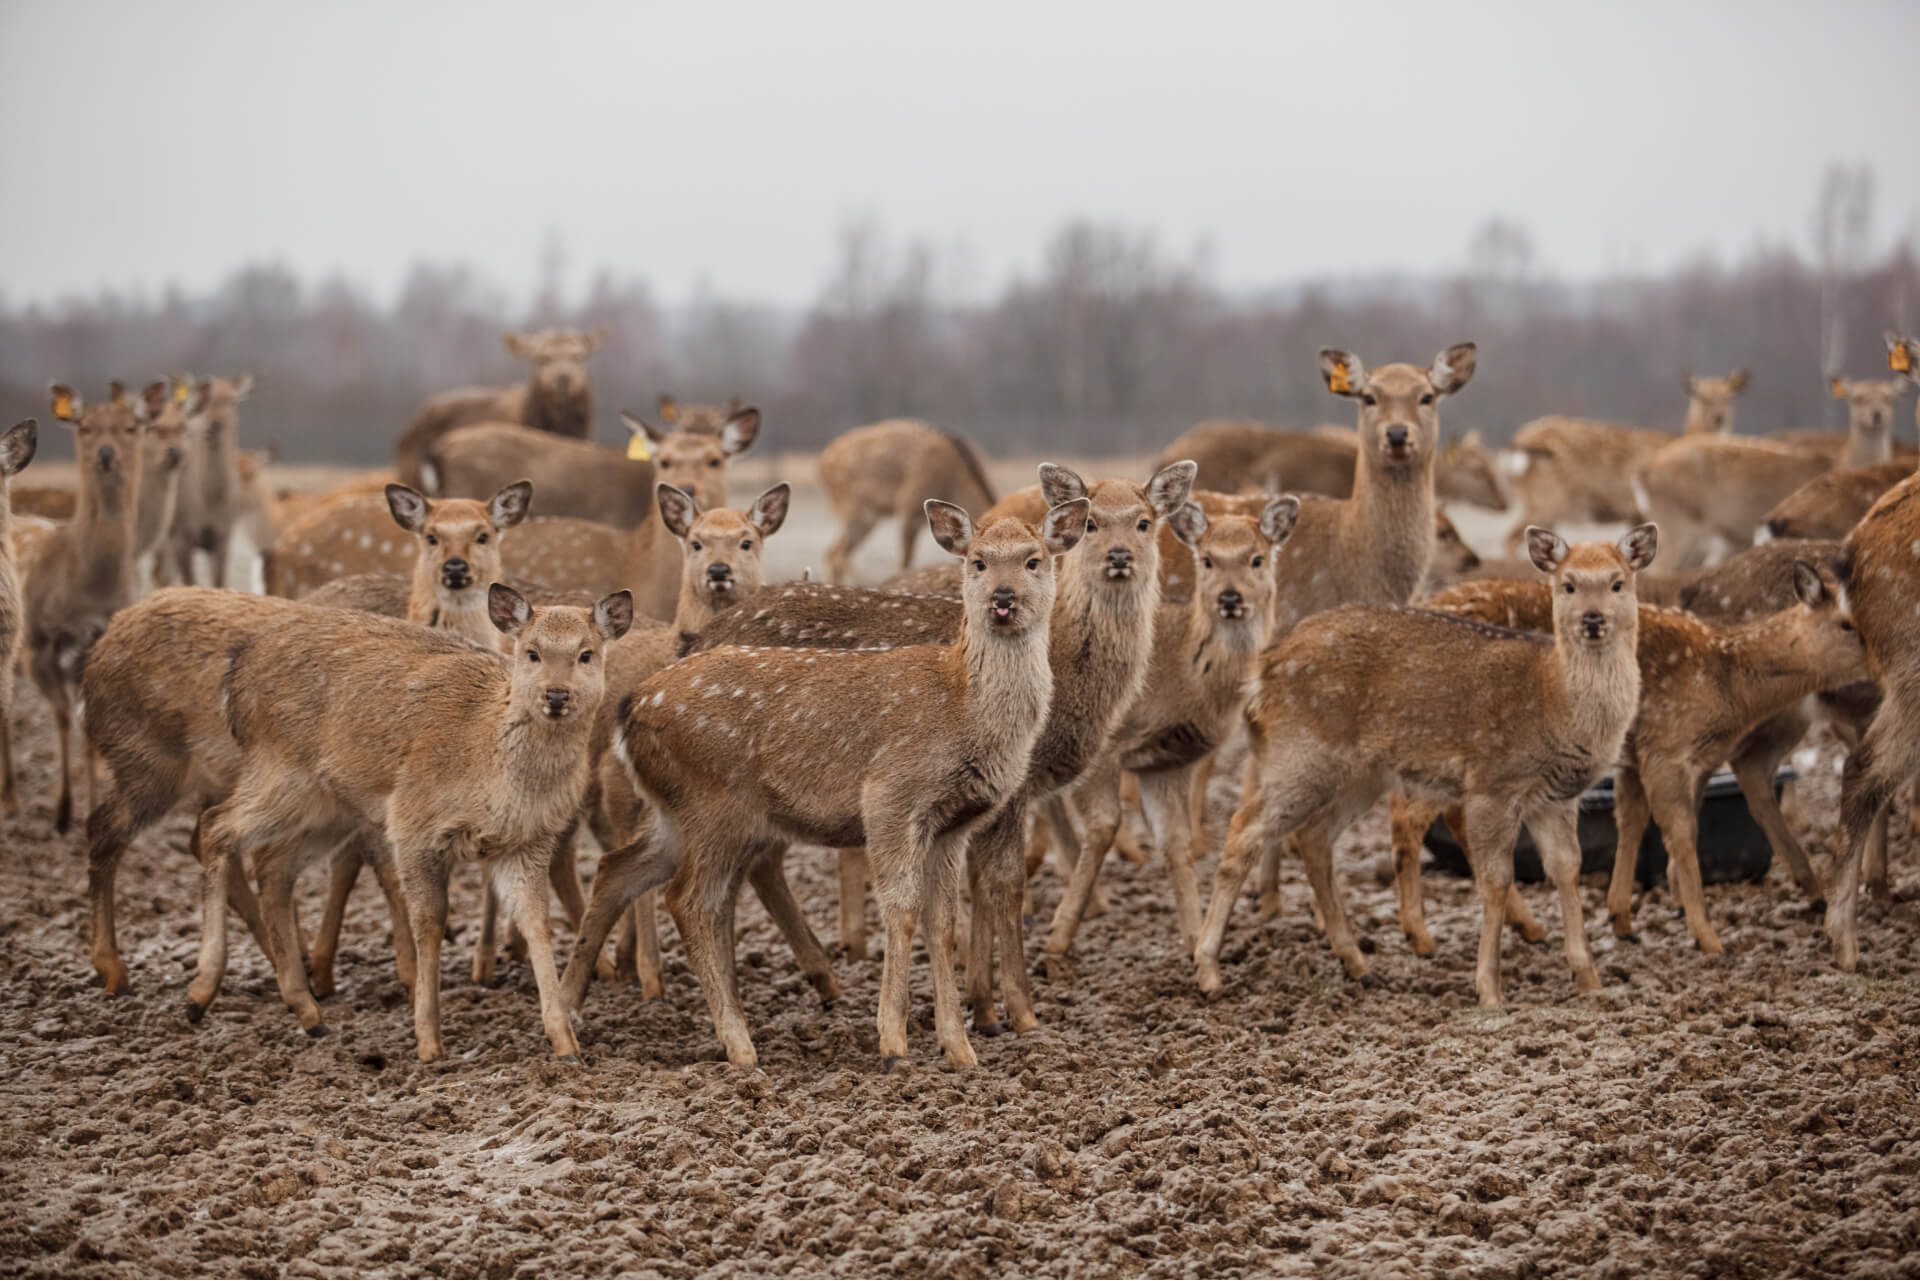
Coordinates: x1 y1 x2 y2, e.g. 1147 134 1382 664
167 374 254 588
1 419 40 816
1390 561 1865 959
130 379 189 595
1159 420 1507 511
1777 375 1913 467
1501 370 1749 554
1043 494 1301 961
393 327 604 489
1195 525 1658 1006
817 419 999 582
24 384 149 832
182 585 631 1059
589 498 1084 1069
1762 338 1920 541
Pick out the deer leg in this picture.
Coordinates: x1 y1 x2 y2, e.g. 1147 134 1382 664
963 800 1028 1034
1248 758 1287 918
0 706 15 817
1647 772 1722 955
1864 804 1892 899
307 838 363 1000
85 789 138 993
559 825 675 1014
472 879 501 987
1529 804 1601 993
495 847 581 1060
1185 751 1215 863
1194 790 1281 994
926 845 977 1070
836 847 870 960
396 846 451 1061
365 846 417 993
624 897 664 999
204 812 273 963
1461 797 1524 1008
1608 764 1652 938
547 818 586 930
666 841 757 1067
1043 763 1123 959
52 698 73 836
1730 716 1823 904
1138 767 1205 953
896 508 920 571
186 797 241 1023
746 845 839 1003
1389 792 1440 957
826 509 879 585
1298 814 1369 981
255 837 328 1035
208 527 233 590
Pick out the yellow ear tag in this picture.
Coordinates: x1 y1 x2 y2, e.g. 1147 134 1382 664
1892 344 1913 374
1831 378 1848 399
51 389 74 420
1328 362 1351 394
627 434 653 461
110 383 128 407
172 379 191 405
659 399 679 423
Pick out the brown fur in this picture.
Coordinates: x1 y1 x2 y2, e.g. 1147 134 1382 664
1159 421 1507 511
595 500 1087 1069
25 385 148 833
167 374 254 589
185 585 632 1060
132 379 189 594
8 485 75 521
1194 526 1659 1006
393 328 603 488
1501 370 1749 553
877 561 963 595
817 419 998 582
1632 434 1832 568
1776 376 1914 468
1 420 40 815
1761 457 1917 541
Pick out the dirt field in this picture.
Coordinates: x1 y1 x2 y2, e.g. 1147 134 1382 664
5 461 1919 1276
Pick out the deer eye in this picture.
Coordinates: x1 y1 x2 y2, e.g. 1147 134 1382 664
1361 393 1377 407
659 459 671 468
690 541 702 551
580 650 593 663
425 535 438 546
972 559 986 572
526 650 540 663
476 532 489 544
1251 556 1263 568
1026 558 1041 571
1419 393 1435 406
1136 519 1150 532
1562 582 1575 594
708 458 721 468
1610 581 1623 592
741 540 753 551
1086 519 1096 532
1202 557 1213 570
1840 619 1855 632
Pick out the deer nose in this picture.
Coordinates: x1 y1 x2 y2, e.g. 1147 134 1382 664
1581 610 1606 638
545 688 570 715
1385 426 1409 449
707 562 733 583
441 557 471 586
1217 588 1243 617
1105 547 1133 574
991 586 1016 607
165 446 184 467
96 445 114 467
554 373 573 393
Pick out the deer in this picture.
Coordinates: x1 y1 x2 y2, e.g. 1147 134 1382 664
817 419 999 582
1501 370 1750 554
1042 494 1300 962
1762 339 1920 541
1630 433 1832 568
1160 420 1509 511
1 419 40 816
423 404 759 527
81 589 413 997
23 384 149 833
609 463 1197 1035
182 584 631 1059
130 379 189 595
393 327 604 489
167 373 254 589
1776 375 1914 467
1194 525 1658 1007
586 498 1085 1070
1389 560 1866 960
556 479 794 1002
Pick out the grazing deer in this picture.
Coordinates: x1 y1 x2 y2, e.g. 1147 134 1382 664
393 327 604 489
167 374 254 589
81 589 407 996
130 379 189 595
1777 376 1913 467
1501 370 1749 554
557 480 794 1003
188 585 631 1059
1391 562 1865 959
1194 525 1658 1006
1159 420 1508 511
424 404 759 528
24 385 148 833
598 498 1085 1069
1043 494 1300 960
1 419 40 816
818 419 999 582
1630 434 1831 568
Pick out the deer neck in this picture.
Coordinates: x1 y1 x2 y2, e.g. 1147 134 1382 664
1344 448 1436 604
74 469 138 593
952 606 1054 787
1842 425 1890 469
672 574 740 636
495 691 594 821
1036 558 1162 771
1714 614 1826 728
410 579 498 648
524 379 592 438
1549 620 1642 753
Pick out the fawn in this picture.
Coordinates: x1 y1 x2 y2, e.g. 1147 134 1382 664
1194 525 1658 1006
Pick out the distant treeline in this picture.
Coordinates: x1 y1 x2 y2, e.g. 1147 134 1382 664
4 221 1915 465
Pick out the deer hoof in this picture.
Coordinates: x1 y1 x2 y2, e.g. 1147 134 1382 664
975 1020 1004 1038
882 1056 907 1075
305 1023 328 1039
185 1000 207 1026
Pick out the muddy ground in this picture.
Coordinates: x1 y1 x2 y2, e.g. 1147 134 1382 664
4 463 1920 1276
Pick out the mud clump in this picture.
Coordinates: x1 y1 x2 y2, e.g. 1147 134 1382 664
1 682 1917 1276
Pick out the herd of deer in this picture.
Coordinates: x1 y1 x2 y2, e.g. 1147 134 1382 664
3 326 1918 1072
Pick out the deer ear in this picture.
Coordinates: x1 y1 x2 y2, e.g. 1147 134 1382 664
583 326 607 355
488 583 532 635
925 500 975 556
1041 497 1090 556
1146 460 1197 515
1525 526 1570 574
1320 349 1366 397
1887 332 1915 375
1260 494 1301 547
1791 560 1826 607
749 482 791 538
109 380 129 408
140 380 168 420
619 411 666 452
186 380 212 418
385 484 430 533
593 590 635 642
49 385 80 422
1725 368 1750 396
720 407 761 456
1168 501 1209 548
1830 376 1848 400
231 372 255 401
489 480 533 529
657 394 679 423
1618 523 1659 572
656 484 699 540
1429 342 1477 396
0 420 38 477
1037 462 1087 507
504 331 532 359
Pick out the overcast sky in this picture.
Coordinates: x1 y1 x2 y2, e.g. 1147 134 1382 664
2 0 1913 309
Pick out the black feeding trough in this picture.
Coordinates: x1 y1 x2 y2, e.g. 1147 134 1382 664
1421 769 1791 887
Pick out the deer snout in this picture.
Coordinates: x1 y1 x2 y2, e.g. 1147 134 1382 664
989 585 1018 626
1580 610 1607 641
441 557 472 589
553 372 574 394
165 445 184 469
1104 547 1134 579
96 445 116 470
1384 425 1411 456
544 688 571 717
1216 588 1245 619
706 562 735 591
